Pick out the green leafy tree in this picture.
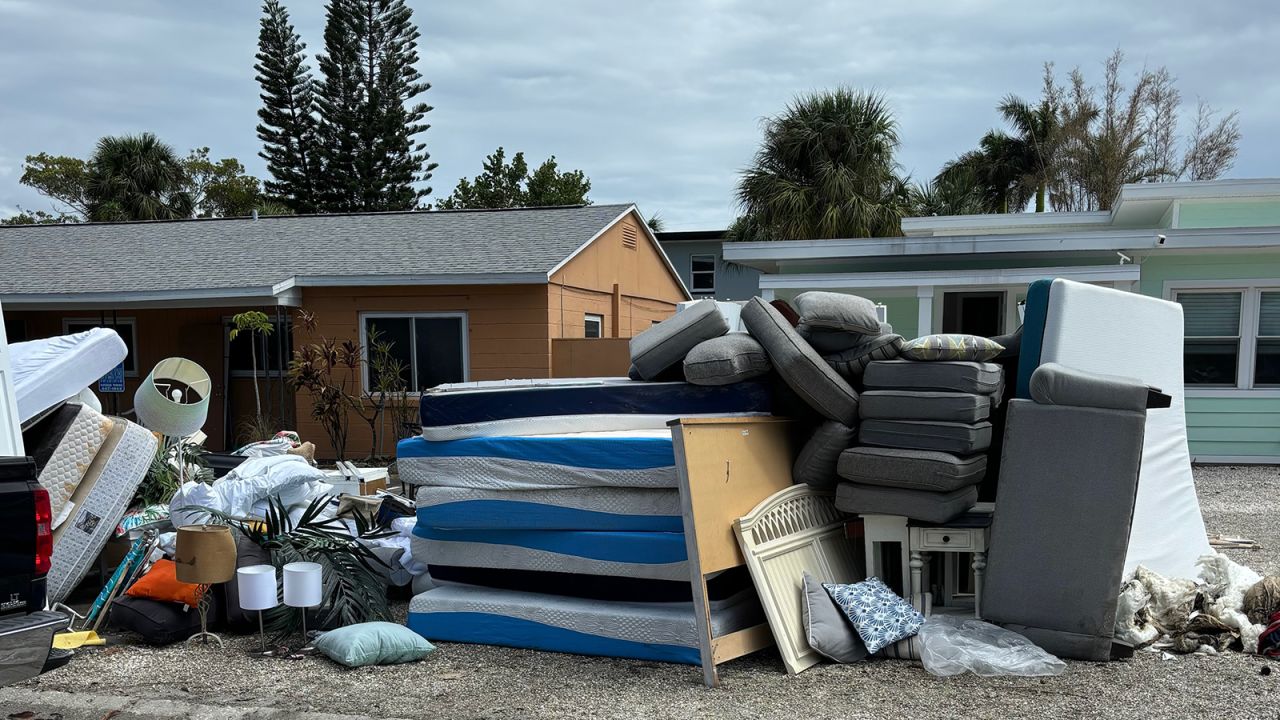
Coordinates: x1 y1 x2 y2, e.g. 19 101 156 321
85 133 195 222
936 131 1035 214
313 0 436 211
437 146 591 209
255 0 320 213
184 148 265 218
0 208 79 225
17 153 90 218
230 311 275 422
730 88 909 241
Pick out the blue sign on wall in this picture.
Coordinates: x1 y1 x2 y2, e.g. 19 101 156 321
98 363 125 393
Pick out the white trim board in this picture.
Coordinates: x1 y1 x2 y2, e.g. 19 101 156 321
1192 455 1280 465
758 264 1140 291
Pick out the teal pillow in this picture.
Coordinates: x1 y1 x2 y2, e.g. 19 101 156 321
314 622 436 667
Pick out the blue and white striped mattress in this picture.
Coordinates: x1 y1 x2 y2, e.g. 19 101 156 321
408 583 763 665
396 430 678 490
415 486 682 532
417 377 771 440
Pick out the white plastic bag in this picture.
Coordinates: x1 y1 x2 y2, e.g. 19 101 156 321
918 614 1067 677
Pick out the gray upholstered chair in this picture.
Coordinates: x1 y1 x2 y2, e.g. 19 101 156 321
983 362 1170 661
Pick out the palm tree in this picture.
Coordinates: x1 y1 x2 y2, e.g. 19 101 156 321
731 88 908 240
86 133 194 221
997 93 1061 212
936 130 1034 214
910 172 987 217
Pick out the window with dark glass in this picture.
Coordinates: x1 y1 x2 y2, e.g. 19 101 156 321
362 314 465 392
690 254 716 293
584 313 603 339
1256 292 1280 386
1176 292 1241 386
228 317 292 376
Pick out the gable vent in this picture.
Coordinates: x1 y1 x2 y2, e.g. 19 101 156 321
621 224 639 250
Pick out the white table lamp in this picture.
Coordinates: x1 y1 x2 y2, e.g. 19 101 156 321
283 562 322 650
134 358 211 438
237 564 278 653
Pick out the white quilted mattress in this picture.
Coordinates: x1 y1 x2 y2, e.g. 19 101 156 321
38 404 114 529
11 328 128 424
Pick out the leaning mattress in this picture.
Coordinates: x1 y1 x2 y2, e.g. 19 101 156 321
411 527 688 581
47 418 157 605
407 584 763 664
24 403 115 529
418 378 771 440
416 485 682 532
11 328 128 425
397 430 678 490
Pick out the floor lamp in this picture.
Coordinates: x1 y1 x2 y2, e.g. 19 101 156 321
283 562 322 652
175 525 237 646
237 564 278 655
134 357 211 492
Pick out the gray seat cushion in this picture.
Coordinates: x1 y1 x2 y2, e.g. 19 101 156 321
741 297 859 424
629 299 729 380
824 335 905 380
802 328 865 354
1029 362 1152 412
983 399 1146 661
793 420 857 489
858 419 992 455
835 482 978 524
793 292 880 335
863 359 1003 396
683 334 771 386
837 446 987 492
859 391 992 423
801 572 868 663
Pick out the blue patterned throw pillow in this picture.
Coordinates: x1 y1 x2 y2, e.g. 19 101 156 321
823 577 925 654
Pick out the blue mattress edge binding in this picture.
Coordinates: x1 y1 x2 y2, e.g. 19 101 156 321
1016 279 1053 399
412 526 688 564
395 434 676 470
407 611 700 664
417 501 684 533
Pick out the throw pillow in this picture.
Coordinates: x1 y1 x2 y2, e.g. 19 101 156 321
792 421 857 489
823 334 905 380
125 558 202 607
901 334 1004 362
801 572 868 663
629 299 729 380
823 577 925 654
683 333 772 386
314 621 437 667
876 592 933 660
793 292 881 335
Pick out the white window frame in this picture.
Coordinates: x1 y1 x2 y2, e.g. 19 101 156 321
1166 280 1280 397
690 254 717 294
584 313 603 339
358 311 469 394
63 317 138 377
224 314 292 379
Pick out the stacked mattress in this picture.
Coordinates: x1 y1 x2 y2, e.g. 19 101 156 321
833 359 1003 524
402 377 769 663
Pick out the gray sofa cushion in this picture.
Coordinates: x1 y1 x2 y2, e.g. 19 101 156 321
983 399 1146 661
801 327 864 354
859 390 991 423
629 299 729 380
683 334 772 386
834 482 978 524
858 419 992 455
793 421 857 489
742 297 859 424
802 572 868 663
1029 362 1152 412
837 446 987 493
863 359 1003 396
793 291 881 335
824 335 905 380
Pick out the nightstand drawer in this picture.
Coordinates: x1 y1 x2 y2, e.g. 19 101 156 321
917 528 977 551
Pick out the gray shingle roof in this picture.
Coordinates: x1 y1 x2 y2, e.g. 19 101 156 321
0 204 634 298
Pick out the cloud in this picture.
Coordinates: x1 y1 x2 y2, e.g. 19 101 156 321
2 0 1277 228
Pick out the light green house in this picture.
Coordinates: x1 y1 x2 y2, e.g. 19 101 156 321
725 179 1280 463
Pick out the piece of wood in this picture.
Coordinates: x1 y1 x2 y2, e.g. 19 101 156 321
672 416 794 687
711 623 774 663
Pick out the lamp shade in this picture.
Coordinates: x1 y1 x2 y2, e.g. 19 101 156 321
283 562 323 608
134 357 211 437
174 525 237 584
237 564 278 611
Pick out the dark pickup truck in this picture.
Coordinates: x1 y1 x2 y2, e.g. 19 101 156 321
0 456 68 686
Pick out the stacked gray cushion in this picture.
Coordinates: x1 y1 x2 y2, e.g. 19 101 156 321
837 447 986 493
859 390 991 423
803 328 865 354
792 292 880 335
824 335 905 380
863 359 1003 396
741 297 859 424
835 482 979 525
858 419 992 455
629 299 728 380
793 421 857 489
683 334 771 386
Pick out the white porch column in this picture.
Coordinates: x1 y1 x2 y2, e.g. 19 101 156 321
916 286 935 335
761 288 776 301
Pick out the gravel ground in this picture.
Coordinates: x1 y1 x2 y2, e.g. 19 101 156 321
6 465 1279 720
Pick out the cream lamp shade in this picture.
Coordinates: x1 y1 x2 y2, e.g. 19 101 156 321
174 525 237 585
134 357 211 437
237 565 278 611
283 562 323 608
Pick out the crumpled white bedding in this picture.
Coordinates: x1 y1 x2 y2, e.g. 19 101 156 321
169 454 330 526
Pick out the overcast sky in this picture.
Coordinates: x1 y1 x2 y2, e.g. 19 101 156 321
1 0 1277 230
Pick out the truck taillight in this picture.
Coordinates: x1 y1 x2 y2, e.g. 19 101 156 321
33 488 52 575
